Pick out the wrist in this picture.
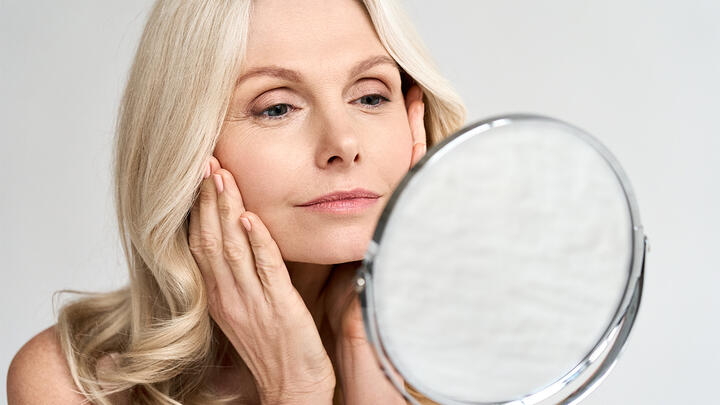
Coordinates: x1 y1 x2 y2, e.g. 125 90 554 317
258 381 336 405
260 393 334 405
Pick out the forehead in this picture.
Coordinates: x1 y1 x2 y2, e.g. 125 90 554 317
244 0 390 72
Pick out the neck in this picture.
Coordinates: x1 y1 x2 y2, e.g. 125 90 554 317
285 260 335 328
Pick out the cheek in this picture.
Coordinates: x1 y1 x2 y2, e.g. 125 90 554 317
373 116 414 190
214 137 294 216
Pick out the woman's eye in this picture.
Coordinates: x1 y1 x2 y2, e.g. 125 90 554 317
257 103 293 119
357 94 389 107
252 94 388 120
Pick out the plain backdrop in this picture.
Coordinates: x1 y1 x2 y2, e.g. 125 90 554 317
1 1 718 404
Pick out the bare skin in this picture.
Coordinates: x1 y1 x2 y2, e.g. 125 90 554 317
193 0 428 401
191 79 425 404
7 0 428 403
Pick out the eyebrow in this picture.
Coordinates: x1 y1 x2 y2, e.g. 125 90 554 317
235 55 399 86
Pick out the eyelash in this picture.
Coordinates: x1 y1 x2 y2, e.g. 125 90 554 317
253 93 391 121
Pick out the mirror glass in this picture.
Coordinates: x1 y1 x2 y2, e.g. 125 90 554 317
358 114 646 404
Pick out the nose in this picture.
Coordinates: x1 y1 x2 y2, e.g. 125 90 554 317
314 105 361 170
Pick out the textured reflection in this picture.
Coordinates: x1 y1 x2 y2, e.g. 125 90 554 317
372 118 631 402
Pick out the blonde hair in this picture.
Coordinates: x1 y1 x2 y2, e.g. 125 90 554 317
55 0 465 404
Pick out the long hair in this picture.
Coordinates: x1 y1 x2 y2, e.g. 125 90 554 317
55 1 465 403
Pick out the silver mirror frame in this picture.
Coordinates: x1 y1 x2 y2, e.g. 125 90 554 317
354 114 647 405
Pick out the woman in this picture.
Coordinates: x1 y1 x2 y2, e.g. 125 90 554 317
7 0 465 403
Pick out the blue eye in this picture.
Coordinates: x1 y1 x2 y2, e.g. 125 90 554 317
253 94 388 120
260 103 292 118
358 94 389 107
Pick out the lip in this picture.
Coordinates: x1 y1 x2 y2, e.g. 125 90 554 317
296 188 381 214
297 188 381 206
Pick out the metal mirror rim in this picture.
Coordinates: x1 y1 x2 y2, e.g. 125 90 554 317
354 113 647 405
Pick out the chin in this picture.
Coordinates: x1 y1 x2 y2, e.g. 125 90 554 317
281 233 371 264
274 207 382 264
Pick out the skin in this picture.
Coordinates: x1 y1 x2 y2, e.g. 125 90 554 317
206 0 427 402
6 0 427 403
218 0 417 266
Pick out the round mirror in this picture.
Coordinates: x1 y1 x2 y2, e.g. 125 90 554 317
356 114 647 405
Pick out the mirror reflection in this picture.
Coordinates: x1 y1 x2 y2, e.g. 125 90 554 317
360 115 645 404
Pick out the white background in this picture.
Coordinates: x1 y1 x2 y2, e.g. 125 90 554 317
1 1 718 403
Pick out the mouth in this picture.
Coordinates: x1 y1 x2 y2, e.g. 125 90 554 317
296 188 381 206
296 188 381 214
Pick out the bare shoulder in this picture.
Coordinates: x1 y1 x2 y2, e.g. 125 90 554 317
7 325 88 404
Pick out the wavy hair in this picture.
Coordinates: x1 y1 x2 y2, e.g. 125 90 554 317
55 0 465 403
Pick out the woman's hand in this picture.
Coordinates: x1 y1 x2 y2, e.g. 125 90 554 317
323 262 407 405
188 156 335 405
322 84 427 405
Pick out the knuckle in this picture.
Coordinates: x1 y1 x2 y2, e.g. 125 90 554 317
248 238 265 251
222 239 249 264
247 232 269 251
188 233 205 256
189 229 222 257
198 186 215 205
188 233 202 254
217 198 233 218
254 253 279 274
340 319 367 347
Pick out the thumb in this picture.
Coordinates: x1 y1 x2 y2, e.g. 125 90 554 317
324 261 363 335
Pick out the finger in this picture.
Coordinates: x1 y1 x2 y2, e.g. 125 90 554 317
325 262 363 336
189 189 217 296
198 155 221 182
196 170 240 300
339 295 367 347
213 168 263 294
239 211 293 302
209 155 221 173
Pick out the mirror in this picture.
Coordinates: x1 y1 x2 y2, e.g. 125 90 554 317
355 114 647 405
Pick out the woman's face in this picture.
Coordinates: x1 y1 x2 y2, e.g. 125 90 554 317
215 0 416 264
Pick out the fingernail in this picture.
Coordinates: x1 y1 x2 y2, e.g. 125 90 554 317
213 173 224 193
240 215 251 232
422 143 427 154
203 161 211 179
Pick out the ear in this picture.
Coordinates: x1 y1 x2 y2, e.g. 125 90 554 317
405 84 427 170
